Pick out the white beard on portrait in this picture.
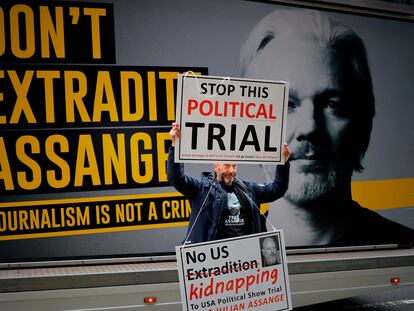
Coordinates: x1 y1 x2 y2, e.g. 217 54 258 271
285 153 353 206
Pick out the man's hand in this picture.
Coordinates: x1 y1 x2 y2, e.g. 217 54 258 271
283 143 291 162
169 122 181 147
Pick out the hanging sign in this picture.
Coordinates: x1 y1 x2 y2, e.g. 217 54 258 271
176 231 292 311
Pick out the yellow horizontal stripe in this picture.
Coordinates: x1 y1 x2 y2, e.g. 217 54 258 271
351 178 414 210
2 178 412 241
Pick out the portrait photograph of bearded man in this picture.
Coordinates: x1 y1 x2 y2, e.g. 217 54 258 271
260 236 281 267
240 9 414 247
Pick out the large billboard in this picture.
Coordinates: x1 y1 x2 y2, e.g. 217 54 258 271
0 0 413 261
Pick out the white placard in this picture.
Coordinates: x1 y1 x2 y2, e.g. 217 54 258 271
175 74 289 164
176 231 292 311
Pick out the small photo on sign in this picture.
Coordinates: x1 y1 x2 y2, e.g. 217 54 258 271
260 235 281 267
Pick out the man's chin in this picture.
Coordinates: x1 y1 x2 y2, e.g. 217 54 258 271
285 170 337 204
223 177 234 187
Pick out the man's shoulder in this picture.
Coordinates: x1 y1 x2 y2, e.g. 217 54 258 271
346 200 413 236
327 201 413 246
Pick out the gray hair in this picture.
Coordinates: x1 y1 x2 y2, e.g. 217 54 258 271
240 9 375 171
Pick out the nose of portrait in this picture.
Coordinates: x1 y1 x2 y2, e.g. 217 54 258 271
290 98 320 143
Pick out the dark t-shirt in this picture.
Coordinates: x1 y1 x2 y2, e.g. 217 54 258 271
216 188 250 239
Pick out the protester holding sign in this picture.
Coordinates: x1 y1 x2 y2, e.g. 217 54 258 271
167 123 290 244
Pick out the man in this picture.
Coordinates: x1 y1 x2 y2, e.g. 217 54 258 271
240 9 413 247
167 123 290 244
261 236 281 267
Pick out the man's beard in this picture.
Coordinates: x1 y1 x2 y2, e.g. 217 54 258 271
266 255 277 265
285 161 349 205
221 173 235 187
